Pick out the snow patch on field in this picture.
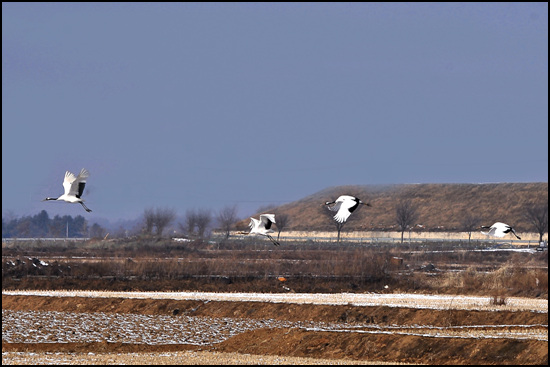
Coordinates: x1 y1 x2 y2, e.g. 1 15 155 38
3 309 547 345
2 290 547 312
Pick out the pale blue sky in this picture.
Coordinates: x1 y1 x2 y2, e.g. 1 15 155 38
2 2 548 224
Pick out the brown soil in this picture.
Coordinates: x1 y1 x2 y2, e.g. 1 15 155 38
2 294 548 365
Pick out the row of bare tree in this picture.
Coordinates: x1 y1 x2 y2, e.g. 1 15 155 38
394 200 548 243
322 199 548 244
140 204 290 240
140 200 547 243
141 205 242 239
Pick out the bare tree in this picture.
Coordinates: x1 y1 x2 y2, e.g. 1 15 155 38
195 208 212 238
89 223 106 239
143 207 176 237
395 200 419 244
154 208 176 237
143 208 155 235
273 212 290 240
181 209 198 237
217 204 239 240
16 216 32 237
524 202 548 243
461 213 482 243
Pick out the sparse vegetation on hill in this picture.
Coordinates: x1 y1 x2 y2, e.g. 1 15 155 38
239 183 548 233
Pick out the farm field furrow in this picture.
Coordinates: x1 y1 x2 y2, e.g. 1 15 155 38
4 309 546 345
2 291 548 365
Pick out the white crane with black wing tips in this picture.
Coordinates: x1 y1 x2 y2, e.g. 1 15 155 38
481 222 521 240
325 195 370 223
43 168 92 212
239 213 280 246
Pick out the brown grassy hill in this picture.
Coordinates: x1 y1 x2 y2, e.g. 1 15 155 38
237 182 548 232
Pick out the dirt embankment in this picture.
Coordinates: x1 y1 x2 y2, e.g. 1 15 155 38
2 295 548 326
212 327 547 365
2 295 548 365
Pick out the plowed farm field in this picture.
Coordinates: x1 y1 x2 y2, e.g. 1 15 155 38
2 290 547 365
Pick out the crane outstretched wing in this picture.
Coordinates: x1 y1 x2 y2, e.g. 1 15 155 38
332 199 358 223
333 210 351 223
259 214 276 229
62 171 77 196
249 217 260 230
63 169 89 198
326 201 342 212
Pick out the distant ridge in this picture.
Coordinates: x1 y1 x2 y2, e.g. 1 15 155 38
238 182 548 232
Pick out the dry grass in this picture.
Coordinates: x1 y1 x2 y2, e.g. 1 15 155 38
2 238 548 298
